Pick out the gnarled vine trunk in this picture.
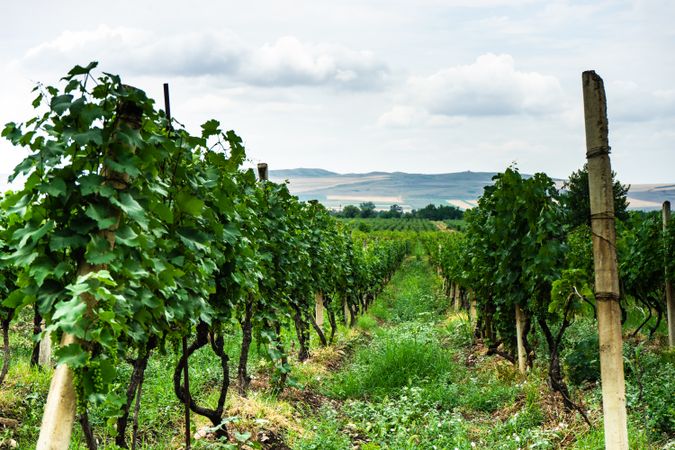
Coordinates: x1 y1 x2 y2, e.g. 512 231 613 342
292 304 310 362
237 297 254 395
30 309 42 367
116 338 156 448
173 321 229 440
0 316 11 387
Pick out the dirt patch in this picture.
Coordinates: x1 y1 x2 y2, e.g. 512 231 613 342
279 386 341 414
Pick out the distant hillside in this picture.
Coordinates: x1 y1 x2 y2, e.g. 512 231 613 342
270 168 675 211
2 170 674 212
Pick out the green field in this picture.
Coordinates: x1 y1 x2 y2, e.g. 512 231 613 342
339 218 438 232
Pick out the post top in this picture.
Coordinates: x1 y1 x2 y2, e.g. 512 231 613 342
257 163 269 181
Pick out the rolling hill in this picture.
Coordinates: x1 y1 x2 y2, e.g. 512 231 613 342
2 169 673 212
269 168 675 211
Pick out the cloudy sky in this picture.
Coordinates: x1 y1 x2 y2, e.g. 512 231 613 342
1 0 674 183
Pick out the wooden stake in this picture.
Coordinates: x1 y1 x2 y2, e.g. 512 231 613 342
315 292 324 327
663 201 675 347
182 335 191 450
453 284 460 310
257 163 269 182
583 70 628 449
515 305 527 374
38 322 52 367
469 291 477 324
37 91 143 450
343 300 350 327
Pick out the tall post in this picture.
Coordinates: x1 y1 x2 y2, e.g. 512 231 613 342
453 284 460 310
583 70 628 449
315 292 325 328
469 291 477 324
343 300 350 327
663 201 675 347
37 91 143 450
515 305 527 374
257 163 269 182
38 323 52 367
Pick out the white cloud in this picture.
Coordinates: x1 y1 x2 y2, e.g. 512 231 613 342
240 36 387 89
608 80 675 122
377 53 566 127
377 106 427 128
18 26 387 90
408 53 565 117
377 105 466 128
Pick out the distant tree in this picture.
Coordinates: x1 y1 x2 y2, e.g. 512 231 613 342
415 204 463 220
561 164 629 228
417 204 438 220
342 204 360 218
359 202 376 218
381 204 403 219
438 205 463 220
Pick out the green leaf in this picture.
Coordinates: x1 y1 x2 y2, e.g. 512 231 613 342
111 193 147 229
40 178 68 197
176 227 209 252
13 220 55 248
52 298 88 337
99 357 117 385
115 225 139 247
175 191 204 216
51 94 74 115
104 152 141 177
79 174 115 198
2 290 27 309
234 431 251 443
64 61 98 78
85 235 115 265
32 93 43 108
152 202 174 224
85 203 118 229
50 232 88 251
55 343 89 368
73 129 103 147
201 119 221 138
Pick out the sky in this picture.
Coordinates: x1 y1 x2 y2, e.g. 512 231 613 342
1 0 674 183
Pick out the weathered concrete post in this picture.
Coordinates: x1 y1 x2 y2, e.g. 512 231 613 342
315 292 325 328
469 291 477 324
515 305 527 374
663 201 675 347
37 92 143 450
583 70 628 449
38 323 52 367
452 283 461 312
257 163 269 182
343 300 350 327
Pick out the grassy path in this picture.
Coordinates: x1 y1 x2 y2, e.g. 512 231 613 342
289 252 532 449
287 250 661 450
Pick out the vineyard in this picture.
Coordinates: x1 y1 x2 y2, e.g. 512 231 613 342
339 218 438 232
0 65 673 450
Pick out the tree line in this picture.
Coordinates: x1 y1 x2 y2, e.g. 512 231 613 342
334 202 464 220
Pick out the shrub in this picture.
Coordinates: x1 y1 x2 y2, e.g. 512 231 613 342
565 334 600 386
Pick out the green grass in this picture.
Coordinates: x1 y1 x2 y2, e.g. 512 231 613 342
291 249 672 449
444 218 466 231
368 256 447 323
329 323 453 399
338 218 438 232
